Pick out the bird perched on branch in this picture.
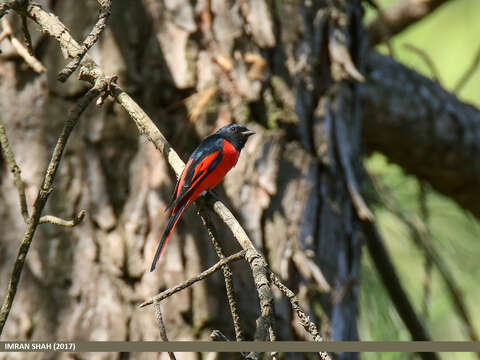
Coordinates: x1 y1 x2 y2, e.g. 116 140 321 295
150 123 255 272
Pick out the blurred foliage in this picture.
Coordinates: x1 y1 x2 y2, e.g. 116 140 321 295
359 1 480 359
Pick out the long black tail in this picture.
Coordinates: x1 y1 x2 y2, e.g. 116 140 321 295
150 203 188 272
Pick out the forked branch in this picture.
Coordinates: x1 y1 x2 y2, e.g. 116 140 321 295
0 87 100 335
0 118 29 221
139 250 247 308
7 1 332 347
57 0 112 82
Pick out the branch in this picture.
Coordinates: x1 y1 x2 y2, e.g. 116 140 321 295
139 250 247 308
17 1 278 342
245 248 276 342
57 0 111 82
196 203 244 341
269 272 331 360
39 210 86 227
362 220 439 360
114 79 276 342
361 52 480 220
204 195 276 342
153 301 177 360
368 0 452 46
113 80 277 343
403 44 442 84
0 86 100 335
0 117 29 221
23 2 98 83
454 44 480 93
1 17 46 73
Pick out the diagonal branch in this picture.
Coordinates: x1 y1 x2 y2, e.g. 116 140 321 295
0 117 29 221
0 86 100 335
139 250 247 308
361 51 480 220
112 81 277 341
362 220 438 360
454 44 480 93
196 203 244 341
368 0 452 46
403 44 442 84
1 17 46 73
57 0 112 82
269 272 331 360
153 300 177 360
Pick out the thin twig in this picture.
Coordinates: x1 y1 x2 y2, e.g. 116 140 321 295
204 195 276 342
57 0 111 82
403 44 442 84
0 118 29 221
454 44 480 93
1 17 46 73
269 272 331 360
0 86 100 336
139 250 247 308
197 203 244 341
153 300 177 360
39 210 86 227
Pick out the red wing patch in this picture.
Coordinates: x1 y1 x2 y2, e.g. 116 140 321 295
189 150 220 189
170 150 221 213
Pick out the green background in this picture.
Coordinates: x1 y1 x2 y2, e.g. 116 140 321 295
360 1 480 358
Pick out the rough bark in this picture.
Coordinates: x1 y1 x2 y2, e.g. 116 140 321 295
0 0 475 359
0 0 322 357
362 52 480 219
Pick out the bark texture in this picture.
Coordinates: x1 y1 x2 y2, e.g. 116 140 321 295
0 0 477 359
362 52 480 219
0 0 353 357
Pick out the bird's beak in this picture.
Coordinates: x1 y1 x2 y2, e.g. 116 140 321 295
242 129 255 137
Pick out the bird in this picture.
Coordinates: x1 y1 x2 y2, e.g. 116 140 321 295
150 123 255 272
